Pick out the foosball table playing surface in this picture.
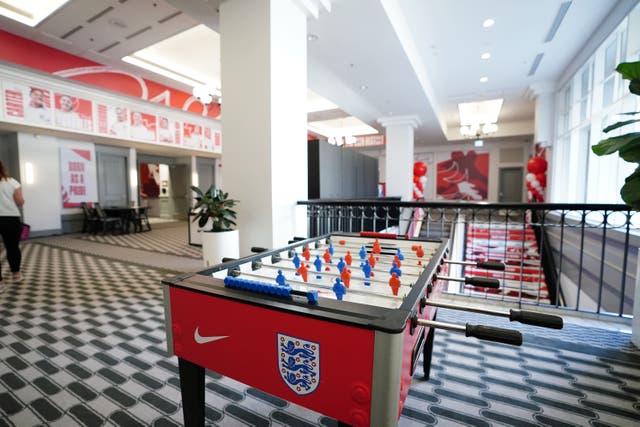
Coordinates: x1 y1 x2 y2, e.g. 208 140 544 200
162 232 562 426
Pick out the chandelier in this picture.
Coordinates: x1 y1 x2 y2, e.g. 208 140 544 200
459 122 498 138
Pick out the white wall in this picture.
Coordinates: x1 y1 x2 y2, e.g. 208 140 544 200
373 139 531 202
17 133 62 232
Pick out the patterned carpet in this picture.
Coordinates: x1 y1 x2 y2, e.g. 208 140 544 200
0 231 639 426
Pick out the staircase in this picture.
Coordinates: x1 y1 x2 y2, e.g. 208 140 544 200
462 222 550 304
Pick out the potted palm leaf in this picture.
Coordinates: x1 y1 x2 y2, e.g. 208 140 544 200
191 185 239 266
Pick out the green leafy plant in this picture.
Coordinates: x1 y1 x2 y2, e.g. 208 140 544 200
592 61 640 208
191 185 238 232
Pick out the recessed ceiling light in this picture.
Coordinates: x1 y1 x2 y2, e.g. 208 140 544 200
0 0 71 27
360 85 368 91
307 34 319 41
483 18 495 28
479 76 489 83
481 52 491 60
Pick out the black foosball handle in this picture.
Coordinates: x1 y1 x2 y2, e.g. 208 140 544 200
510 309 564 329
465 324 523 346
251 247 269 253
464 276 500 288
476 261 505 271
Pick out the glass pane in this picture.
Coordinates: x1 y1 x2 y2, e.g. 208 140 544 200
581 66 590 96
603 77 615 107
604 38 618 76
580 99 588 121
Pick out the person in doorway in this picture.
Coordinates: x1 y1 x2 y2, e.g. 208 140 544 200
0 160 25 293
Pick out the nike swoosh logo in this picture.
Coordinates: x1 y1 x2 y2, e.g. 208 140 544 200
194 327 229 345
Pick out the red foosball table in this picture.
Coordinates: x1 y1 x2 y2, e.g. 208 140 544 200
162 232 562 426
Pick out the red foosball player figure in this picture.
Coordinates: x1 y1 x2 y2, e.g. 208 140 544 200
416 245 424 258
297 262 309 282
368 252 376 269
389 272 400 296
393 255 402 268
373 238 381 254
323 249 332 264
302 245 311 261
340 267 351 288
345 251 353 266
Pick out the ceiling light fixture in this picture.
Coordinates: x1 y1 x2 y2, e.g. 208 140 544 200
483 18 495 28
479 76 489 83
481 52 491 60
0 0 70 27
360 85 368 91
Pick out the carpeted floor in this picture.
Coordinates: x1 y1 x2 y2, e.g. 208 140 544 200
1 225 639 426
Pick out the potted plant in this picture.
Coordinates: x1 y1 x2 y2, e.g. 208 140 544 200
191 185 240 266
592 61 640 208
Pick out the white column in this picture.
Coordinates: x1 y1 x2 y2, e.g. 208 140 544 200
128 147 137 206
378 115 421 201
220 0 308 255
530 83 556 147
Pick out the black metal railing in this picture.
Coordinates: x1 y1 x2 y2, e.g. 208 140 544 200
298 199 638 317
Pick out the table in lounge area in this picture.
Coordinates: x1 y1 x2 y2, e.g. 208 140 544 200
103 206 151 234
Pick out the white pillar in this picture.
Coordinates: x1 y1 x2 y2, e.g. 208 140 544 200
220 0 308 255
378 115 421 201
530 83 556 147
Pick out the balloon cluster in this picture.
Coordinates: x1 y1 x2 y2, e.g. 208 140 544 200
413 161 428 200
526 157 547 202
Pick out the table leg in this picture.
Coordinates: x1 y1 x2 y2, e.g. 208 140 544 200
178 357 205 427
422 314 436 380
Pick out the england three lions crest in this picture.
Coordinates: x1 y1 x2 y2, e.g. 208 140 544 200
277 333 320 395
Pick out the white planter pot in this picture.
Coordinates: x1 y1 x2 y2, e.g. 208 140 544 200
201 229 240 267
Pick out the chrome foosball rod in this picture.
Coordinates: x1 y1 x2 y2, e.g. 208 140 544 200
434 274 501 289
443 260 505 270
422 300 564 329
415 318 523 346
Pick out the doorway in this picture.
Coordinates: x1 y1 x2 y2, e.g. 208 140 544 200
97 152 128 206
498 167 524 202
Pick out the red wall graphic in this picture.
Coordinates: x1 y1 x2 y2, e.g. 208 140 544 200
139 163 160 198
0 30 220 119
436 151 489 200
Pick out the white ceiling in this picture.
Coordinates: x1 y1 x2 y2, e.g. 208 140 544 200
0 0 630 147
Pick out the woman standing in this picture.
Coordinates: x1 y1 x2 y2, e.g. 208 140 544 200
0 160 25 293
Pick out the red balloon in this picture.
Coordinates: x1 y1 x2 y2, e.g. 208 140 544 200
413 161 427 177
527 157 547 174
535 173 547 188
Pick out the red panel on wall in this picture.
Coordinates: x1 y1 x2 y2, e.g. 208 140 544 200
0 30 220 118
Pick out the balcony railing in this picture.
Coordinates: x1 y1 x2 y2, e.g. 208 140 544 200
298 199 638 318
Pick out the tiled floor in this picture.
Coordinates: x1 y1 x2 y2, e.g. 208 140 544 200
1 223 639 426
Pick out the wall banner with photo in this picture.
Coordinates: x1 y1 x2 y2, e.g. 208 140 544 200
60 147 97 208
436 150 489 200
54 92 93 131
3 81 52 125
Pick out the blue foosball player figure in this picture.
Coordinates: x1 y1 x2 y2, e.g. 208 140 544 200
332 277 347 301
314 255 323 279
396 248 404 261
292 252 301 275
337 257 346 273
361 259 372 286
276 270 286 286
359 245 367 260
329 243 334 256
390 262 402 278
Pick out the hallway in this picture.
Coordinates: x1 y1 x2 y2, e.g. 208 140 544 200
0 223 639 426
